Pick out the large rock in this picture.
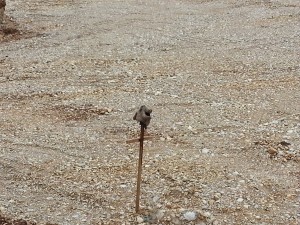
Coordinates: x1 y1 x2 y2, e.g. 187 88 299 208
0 0 5 24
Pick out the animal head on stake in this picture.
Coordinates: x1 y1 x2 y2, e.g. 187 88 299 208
133 105 152 128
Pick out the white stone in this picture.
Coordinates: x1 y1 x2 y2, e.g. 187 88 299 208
243 204 250 209
201 148 210 154
136 216 144 223
233 171 239 176
160 137 166 141
183 211 197 221
237 198 244 203
213 193 221 201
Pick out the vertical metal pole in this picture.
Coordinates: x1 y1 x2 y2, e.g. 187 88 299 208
136 124 145 213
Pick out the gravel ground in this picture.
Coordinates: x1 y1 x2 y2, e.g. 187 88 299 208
0 0 299 224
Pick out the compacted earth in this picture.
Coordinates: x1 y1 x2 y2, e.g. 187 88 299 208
0 0 299 224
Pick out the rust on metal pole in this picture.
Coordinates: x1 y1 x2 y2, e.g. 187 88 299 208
135 123 145 213
132 105 152 213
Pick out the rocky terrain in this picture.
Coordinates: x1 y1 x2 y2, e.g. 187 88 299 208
0 0 299 224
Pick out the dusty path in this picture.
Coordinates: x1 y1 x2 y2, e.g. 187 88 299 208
0 0 299 224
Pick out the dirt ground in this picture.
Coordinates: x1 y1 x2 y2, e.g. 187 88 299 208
0 0 299 224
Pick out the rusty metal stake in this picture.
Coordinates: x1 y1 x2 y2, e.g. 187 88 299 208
128 105 152 213
135 123 145 213
126 125 155 213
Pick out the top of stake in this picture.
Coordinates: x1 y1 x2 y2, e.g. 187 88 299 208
133 105 152 128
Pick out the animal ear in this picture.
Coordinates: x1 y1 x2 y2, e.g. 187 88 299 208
139 105 145 112
133 112 137 120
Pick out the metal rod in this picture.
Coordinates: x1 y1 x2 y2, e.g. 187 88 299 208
126 136 153 144
135 124 145 213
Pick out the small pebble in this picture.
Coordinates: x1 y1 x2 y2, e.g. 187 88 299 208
201 148 210 154
237 198 244 203
183 211 197 221
243 204 249 209
136 216 144 223
233 171 239 176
